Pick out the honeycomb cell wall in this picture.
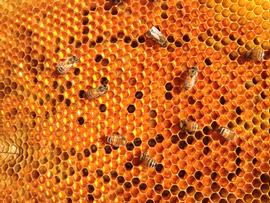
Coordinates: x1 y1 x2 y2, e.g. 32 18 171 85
0 0 270 202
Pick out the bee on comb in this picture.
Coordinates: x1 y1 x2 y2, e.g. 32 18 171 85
85 85 108 100
245 48 265 62
180 119 199 134
146 26 168 47
105 133 127 147
184 66 198 90
218 127 237 140
56 55 78 74
140 152 157 168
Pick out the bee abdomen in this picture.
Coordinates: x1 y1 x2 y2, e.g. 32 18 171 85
106 136 112 145
147 159 157 168
246 49 265 62
140 152 157 168
56 65 68 74
219 127 237 140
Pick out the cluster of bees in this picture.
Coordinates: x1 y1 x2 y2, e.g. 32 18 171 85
54 24 266 169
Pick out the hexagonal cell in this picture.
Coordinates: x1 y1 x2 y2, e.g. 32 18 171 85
0 0 269 201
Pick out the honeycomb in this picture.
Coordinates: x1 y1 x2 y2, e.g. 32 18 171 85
0 0 270 202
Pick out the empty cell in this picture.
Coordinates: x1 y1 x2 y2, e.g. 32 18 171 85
155 134 164 143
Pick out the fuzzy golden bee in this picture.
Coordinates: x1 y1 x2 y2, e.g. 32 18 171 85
146 26 168 47
86 85 108 100
56 55 78 74
140 152 157 168
218 127 237 140
184 66 199 90
106 133 127 147
245 48 265 62
180 119 199 134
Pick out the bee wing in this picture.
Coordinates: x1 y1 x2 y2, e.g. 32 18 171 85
150 27 162 40
218 128 224 134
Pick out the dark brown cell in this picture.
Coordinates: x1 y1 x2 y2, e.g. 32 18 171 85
165 92 173 100
83 149 90 157
100 77 109 86
138 35 145 43
156 164 163 172
99 104 107 112
124 36 131 43
117 176 125 184
96 36 103 43
165 82 173 91
69 148 76 156
127 105 136 113
195 171 203 180
111 7 118 15
133 138 142 146
139 183 147 190
75 41 82 48
132 177 140 186
135 91 143 99
65 99 71 107
156 134 164 143
178 191 186 199
183 34 190 42
96 169 103 177
104 146 112 154
110 171 118 179
171 135 179 144
260 174 270 183
77 153 83 161
95 54 103 62
178 141 187 149
205 58 212 65
77 117 84 125
131 40 138 48
126 142 134 150
103 175 110 183
69 167 75 176
148 138 156 147
82 168 88 177
87 194 94 202
90 145 97 153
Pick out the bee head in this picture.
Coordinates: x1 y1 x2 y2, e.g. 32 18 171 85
70 55 78 63
189 66 198 77
98 85 108 93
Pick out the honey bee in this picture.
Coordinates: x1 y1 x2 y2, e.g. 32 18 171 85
180 120 199 134
146 26 168 47
218 127 237 140
184 66 198 90
245 48 265 62
56 55 78 74
106 133 127 147
140 152 157 168
86 85 108 100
